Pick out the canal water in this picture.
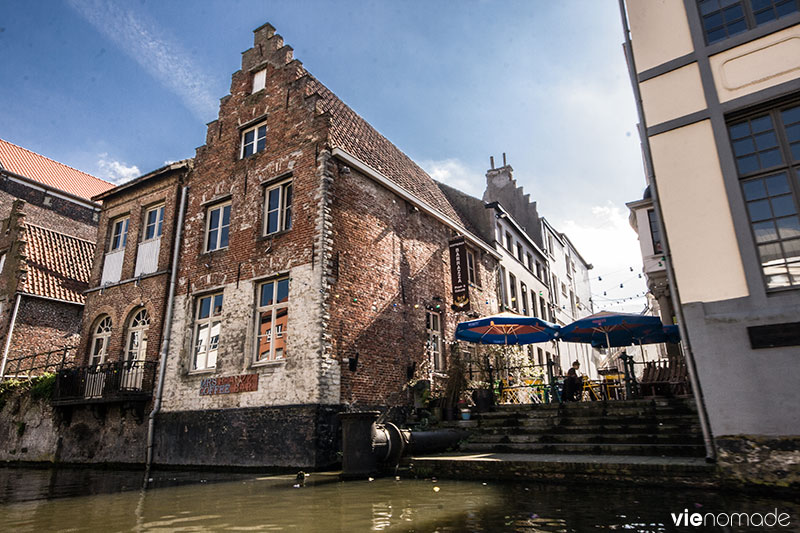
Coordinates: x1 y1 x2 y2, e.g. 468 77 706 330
0 467 797 532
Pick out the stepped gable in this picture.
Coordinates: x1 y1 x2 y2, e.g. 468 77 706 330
246 24 468 231
20 223 95 304
483 163 543 247
0 138 114 201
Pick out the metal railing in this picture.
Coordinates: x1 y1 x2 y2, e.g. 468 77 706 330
53 360 158 406
1 346 77 380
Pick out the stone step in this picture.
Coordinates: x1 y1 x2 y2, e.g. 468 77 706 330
474 423 702 437
459 441 706 457
466 432 704 445
478 406 697 421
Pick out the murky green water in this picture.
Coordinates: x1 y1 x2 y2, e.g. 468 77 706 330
0 467 797 532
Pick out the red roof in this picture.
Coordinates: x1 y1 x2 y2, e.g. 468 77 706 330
0 138 114 202
21 224 95 304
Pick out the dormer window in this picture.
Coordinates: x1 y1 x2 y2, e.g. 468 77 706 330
252 68 266 93
241 122 267 158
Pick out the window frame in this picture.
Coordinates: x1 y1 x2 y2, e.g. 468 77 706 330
728 100 800 291
509 272 518 312
520 282 529 315
426 309 445 372
252 68 267 93
89 315 112 366
192 292 223 371
647 209 664 254
142 204 165 242
505 232 513 252
466 248 480 286
697 0 800 45
204 201 232 253
262 179 293 236
240 121 268 159
109 216 129 252
125 308 151 362
254 276 290 364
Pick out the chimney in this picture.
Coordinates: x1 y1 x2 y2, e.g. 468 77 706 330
490 156 495 169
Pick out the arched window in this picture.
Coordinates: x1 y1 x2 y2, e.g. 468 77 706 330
125 308 150 362
89 316 112 366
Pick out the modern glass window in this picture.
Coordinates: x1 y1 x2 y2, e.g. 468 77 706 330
264 181 293 235
466 248 478 285
205 202 231 252
520 282 529 315
698 0 799 44
89 316 112 366
426 310 444 372
125 308 150 362
255 277 289 362
241 122 267 158
729 103 800 289
509 273 518 311
143 205 165 241
110 217 129 251
252 68 266 93
648 209 664 253
193 293 223 370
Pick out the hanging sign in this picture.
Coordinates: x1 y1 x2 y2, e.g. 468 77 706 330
449 236 470 311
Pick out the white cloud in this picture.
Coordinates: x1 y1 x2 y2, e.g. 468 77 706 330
97 153 140 184
419 158 484 197
67 0 217 120
557 203 649 313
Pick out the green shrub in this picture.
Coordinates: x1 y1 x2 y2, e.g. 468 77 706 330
29 373 56 401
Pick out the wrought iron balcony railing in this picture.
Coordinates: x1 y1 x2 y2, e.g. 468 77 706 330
52 360 157 406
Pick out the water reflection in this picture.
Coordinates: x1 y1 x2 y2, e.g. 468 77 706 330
0 467 797 532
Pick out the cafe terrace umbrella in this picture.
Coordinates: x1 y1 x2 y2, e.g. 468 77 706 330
455 311 559 345
557 311 664 350
587 323 681 348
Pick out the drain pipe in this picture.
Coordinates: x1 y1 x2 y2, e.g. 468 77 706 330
617 0 716 461
0 293 22 378
144 185 188 479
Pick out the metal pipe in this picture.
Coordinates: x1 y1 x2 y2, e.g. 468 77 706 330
617 0 716 461
0 293 22 378
144 185 189 479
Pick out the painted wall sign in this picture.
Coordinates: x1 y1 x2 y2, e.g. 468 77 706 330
449 236 470 311
199 374 259 396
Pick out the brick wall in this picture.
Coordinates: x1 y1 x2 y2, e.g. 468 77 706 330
8 296 82 360
327 163 498 407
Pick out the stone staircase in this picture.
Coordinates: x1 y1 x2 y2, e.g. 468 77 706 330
461 398 705 457
406 398 717 487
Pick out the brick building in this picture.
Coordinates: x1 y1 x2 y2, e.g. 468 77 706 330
145 24 499 469
0 139 113 377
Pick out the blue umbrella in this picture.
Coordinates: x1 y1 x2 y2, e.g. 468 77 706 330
558 311 664 349
456 311 559 345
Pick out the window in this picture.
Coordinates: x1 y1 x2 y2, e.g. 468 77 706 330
535 261 543 280
520 283 529 315
537 347 544 366
516 243 524 262
466 249 479 285
255 277 289 362
205 202 231 252
241 122 267 158
426 310 444 372
648 209 663 254
526 253 533 272
143 205 164 241
561 282 568 297
125 308 150 362
499 266 508 307
252 68 266 93
697 0 799 44
509 273 518 311
547 234 554 255
552 275 559 304
89 316 112 366
193 292 223 370
0 252 5 274
540 296 548 320
505 232 513 251
566 255 572 279
263 180 293 235
729 103 800 289
110 217 129 251
531 290 538 317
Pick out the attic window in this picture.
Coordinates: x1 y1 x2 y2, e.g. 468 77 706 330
252 68 266 93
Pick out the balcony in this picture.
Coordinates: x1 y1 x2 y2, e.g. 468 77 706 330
52 360 157 406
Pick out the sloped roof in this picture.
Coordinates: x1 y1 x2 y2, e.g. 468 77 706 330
306 77 465 225
21 224 94 304
0 138 114 201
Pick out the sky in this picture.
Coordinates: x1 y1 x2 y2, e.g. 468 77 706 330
0 0 650 312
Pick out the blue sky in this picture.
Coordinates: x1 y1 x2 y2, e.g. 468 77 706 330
0 0 649 311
